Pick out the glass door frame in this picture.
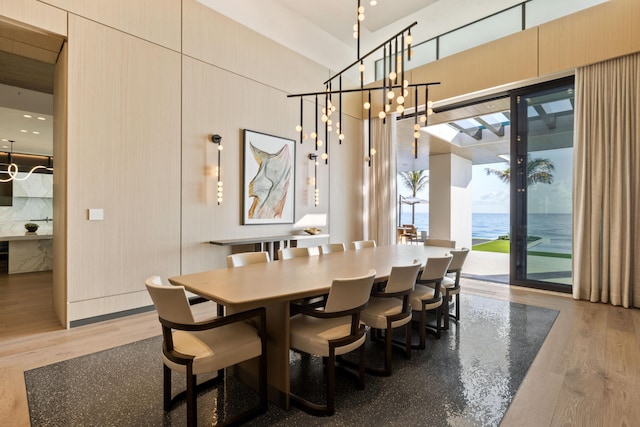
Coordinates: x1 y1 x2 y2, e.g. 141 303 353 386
509 76 574 293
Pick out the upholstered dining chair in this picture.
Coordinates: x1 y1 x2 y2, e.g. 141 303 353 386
289 270 376 416
278 247 311 260
441 247 470 330
319 242 346 254
409 255 452 349
360 262 421 376
227 251 270 267
145 276 267 427
350 240 376 250
423 238 456 248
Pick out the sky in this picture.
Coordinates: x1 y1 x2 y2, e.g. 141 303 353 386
397 146 573 215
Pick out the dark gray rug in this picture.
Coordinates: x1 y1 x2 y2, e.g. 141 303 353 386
25 293 558 426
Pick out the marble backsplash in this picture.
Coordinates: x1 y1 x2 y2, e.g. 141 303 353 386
0 197 53 222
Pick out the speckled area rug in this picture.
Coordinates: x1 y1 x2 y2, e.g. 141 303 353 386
25 293 558 427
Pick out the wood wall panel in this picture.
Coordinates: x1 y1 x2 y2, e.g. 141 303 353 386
181 56 334 274
68 290 152 322
182 0 330 96
539 0 640 75
0 0 67 37
53 41 68 327
66 16 181 310
43 0 181 51
410 28 539 103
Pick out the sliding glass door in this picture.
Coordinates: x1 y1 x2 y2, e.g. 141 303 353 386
510 78 574 292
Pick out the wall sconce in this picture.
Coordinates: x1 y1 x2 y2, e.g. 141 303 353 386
308 153 319 207
211 134 223 205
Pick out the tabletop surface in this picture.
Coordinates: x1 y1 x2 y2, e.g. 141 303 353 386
169 245 451 310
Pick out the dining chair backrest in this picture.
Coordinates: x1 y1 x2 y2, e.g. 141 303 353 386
402 224 417 233
145 276 195 324
419 255 453 282
324 269 376 313
384 262 421 294
278 247 310 260
227 251 270 267
423 239 456 248
319 243 346 254
448 247 470 272
350 240 376 250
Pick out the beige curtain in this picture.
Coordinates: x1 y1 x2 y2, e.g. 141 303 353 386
366 116 397 246
573 52 640 308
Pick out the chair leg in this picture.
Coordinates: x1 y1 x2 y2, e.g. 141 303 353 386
384 326 392 376
404 322 412 359
327 352 336 416
186 365 196 427
455 293 460 321
163 364 172 411
358 342 366 389
443 293 450 330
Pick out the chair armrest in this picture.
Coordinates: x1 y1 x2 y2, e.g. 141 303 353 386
159 306 266 332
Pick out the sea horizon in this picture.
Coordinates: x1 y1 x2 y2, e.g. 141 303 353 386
399 212 572 253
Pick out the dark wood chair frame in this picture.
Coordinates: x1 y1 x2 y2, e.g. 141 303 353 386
289 298 369 417
367 282 413 376
158 307 267 427
412 277 444 350
442 266 462 330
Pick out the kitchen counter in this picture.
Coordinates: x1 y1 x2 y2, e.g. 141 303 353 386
0 221 53 241
0 221 53 273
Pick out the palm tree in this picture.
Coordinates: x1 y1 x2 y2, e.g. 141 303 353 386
398 170 428 224
484 156 555 186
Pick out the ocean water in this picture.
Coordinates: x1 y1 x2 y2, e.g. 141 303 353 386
399 212 572 254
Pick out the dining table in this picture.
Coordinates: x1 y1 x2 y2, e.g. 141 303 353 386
168 244 452 409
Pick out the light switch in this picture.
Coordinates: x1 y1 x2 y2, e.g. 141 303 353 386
88 208 104 221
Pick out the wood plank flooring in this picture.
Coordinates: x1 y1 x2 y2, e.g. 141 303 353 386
1 272 639 426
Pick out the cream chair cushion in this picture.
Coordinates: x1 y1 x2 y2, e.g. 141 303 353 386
290 315 367 357
164 322 262 375
361 297 412 329
410 285 443 311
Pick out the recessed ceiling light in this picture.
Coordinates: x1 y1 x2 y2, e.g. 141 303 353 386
20 129 28 133
37 117 46 121
1 145 7 149
1 139 7 142
23 114 32 118
33 131 40 135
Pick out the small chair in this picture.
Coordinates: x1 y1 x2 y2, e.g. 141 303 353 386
227 251 270 267
145 276 267 427
350 240 376 250
278 247 310 260
319 243 346 254
423 238 456 248
401 224 418 244
410 255 452 349
360 262 421 376
441 248 470 329
289 270 376 416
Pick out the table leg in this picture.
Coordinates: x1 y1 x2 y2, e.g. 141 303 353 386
233 301 291 409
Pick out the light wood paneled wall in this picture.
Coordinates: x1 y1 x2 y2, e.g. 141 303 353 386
43 0 181 52
53 41 68 327
410 28 539 103
0 0 67 37
539 0 640 75
65 16 181 319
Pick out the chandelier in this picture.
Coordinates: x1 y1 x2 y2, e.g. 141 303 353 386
288 0 439 167
0 140 53 183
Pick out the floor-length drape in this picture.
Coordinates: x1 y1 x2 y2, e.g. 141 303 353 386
573 52 640 308
366 116 397 246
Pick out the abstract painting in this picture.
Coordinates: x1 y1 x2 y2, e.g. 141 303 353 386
243 129 295 224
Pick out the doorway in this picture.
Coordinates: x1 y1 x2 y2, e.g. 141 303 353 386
510 77 575 292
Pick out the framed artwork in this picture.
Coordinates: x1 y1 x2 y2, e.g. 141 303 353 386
242 129 295 224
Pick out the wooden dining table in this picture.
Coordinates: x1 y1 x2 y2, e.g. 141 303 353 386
168 244 451 408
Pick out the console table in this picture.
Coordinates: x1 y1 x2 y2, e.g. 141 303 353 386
210 233 329 260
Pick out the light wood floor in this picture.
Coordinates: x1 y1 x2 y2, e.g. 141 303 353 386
1 272 639 426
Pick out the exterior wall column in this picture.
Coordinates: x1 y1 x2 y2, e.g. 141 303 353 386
429 153 472 248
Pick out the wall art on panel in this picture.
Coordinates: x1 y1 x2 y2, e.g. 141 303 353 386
243 129 295 224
